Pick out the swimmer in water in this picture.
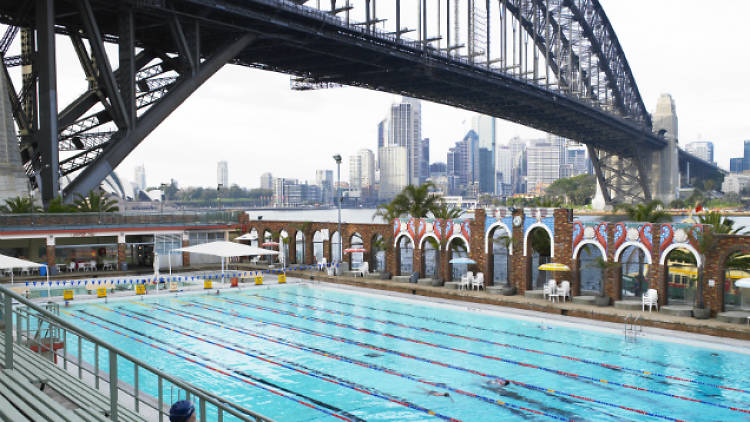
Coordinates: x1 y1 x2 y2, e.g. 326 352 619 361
418 387 454 401
488 378 510 387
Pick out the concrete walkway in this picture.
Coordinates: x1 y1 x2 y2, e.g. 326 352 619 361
276 267 750 341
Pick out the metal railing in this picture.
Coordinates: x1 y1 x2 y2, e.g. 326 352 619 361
624 313 642 339
0 210 240 229
0 285 275 422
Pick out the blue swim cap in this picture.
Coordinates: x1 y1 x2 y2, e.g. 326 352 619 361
169 400 195 422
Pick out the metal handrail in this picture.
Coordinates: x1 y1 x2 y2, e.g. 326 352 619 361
1 285 276 422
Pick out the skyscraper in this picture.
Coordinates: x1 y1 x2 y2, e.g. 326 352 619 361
378 145 408 200
526 137 562 195
315 169 334 204
348 154 362 189
134 165 146 190
472 114 496 193
744 140 750 173
730 157 744 173
377 119 386 148
420 138 430 182
508 137 527 194
388 97 422 186
260 172 273 190
685 141 714 163
217 161 228 187
447 130 479 195
359 149 375 189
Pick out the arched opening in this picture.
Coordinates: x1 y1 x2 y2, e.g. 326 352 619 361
528 227 551 290
331 231 342 264
295 231 305 264
724 251 750 311
313 230 325 264
397 235 413 276
578 244 604 295
664 247 698 305
448 237 469 281
491 227 511 286
619 245 649 300
349 233 364 268
249 228 258 248
422 237 439 280
279 230 290 267
371 234 385 272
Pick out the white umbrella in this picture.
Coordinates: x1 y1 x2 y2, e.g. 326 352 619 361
735 278 750 288
234 233 256 241
173 241 279 282
0 253 46 286
153 252 160 278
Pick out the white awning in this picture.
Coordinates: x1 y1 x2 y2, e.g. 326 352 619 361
234 233 258 241
0 254 44 269
172 241 278 258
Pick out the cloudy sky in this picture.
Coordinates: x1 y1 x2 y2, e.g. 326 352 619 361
43 0 750 189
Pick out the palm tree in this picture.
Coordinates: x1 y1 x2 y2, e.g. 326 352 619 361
374 182 441 221
373 201 402 222
615 200 671 223
698 211 745 234
431 202 464 219
45 196 76 213
0 196 41 213
687 229 717 314
73 190 120 212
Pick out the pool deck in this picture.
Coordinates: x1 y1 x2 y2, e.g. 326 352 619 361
280 269 750 342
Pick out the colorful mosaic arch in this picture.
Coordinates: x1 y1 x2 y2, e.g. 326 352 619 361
392 217 470 249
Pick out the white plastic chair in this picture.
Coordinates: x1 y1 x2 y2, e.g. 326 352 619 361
354 262 369 277
472 272 485 290
557 281 571 302
642 288 659 312
543 279 556 300
20 267 31 276
68 262 76 272
319 257 328 271
458 274 470 290
89 260 97 271
546 279 559 302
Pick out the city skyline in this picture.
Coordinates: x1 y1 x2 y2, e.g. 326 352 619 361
36 0 749 189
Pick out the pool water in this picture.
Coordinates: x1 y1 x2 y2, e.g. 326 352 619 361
59 284 750 421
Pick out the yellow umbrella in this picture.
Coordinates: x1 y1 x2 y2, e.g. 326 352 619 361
538 263 570 272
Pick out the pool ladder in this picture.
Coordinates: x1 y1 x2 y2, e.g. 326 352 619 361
624 314 642 339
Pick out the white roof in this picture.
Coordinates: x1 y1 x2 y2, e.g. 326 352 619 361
173 241 278 257
0 254 44 269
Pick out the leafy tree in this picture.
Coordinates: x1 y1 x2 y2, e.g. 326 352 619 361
669 199 687 209
0 196 41 213
615 200 671 223
530 228 551 256
545 174 595 205
73 190 120 212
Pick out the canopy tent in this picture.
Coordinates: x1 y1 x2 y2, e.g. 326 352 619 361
0 253 46 287
173 241 278 282
234 233 257 241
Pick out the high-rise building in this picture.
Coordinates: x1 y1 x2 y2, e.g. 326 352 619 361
447 130 479 195
508 137 527 194
359 149 375 188
564 144 590 176
526 136 563 195
685 141 714 164
348 154 362 190
217 161 228 187
134 165 146 190
315 169 334 204
260 172 273 190
496 145 512 185
730 157 744 173
378 145 408 200
472 114 496 193
420 138 430 182
387 97 422 185
377 119 386 148
743 141 750 173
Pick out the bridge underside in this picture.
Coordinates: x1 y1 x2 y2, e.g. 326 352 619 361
0 0 720 205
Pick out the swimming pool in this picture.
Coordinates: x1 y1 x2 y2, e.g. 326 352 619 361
59 283 750 421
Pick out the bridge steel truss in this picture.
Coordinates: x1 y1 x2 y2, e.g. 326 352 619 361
0 0 719 204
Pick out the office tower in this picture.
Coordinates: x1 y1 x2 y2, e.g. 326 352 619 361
273 178 288 207
526 137 562 195
496 145 512 184
377 119 386 148
134 165 146 190
349 154 362 189
508 137 527 194
565 145 590 176
260 172 273 190
217 161 228 187
378 145 408 200
359 149 375 188
744 141 750 173
472 114 496 193
447 130 479 195
730 157 744 173
685 141 714 163
388 97 422 185
429 162 447 176
420 138 430 182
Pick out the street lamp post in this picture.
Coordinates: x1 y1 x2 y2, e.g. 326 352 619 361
333 154 342 269
160 183 167 214
217 183 223 211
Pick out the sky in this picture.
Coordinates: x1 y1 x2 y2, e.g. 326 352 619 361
36 0 750 189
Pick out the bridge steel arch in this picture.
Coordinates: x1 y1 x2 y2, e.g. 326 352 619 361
0 0 719 204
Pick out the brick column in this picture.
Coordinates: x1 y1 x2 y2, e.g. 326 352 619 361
117 233 126 271
288 234 297 265
181 234 190 267
413 244 423 278
305 231 314 265
392 237 401 276
384 234 394 275
510 209 528 293
553 209 573 293
471 209 488 284
649 224 665 306
440 248 450 282
605 224 619 300
46 236 56 274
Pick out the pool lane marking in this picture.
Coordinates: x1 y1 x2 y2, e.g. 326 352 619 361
155 301 687 422
60 309 355 422
80 309 365 422
279 290 730 383
245 293 749 395
90 305 463 422
206 296 750 415
116 306 567 421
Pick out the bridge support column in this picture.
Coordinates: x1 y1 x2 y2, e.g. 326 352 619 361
36 0 59 204
645 138 680 205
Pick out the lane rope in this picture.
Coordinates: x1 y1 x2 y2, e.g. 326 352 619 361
248 292 749 395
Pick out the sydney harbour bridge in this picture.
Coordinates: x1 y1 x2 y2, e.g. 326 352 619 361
0 0 723 205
